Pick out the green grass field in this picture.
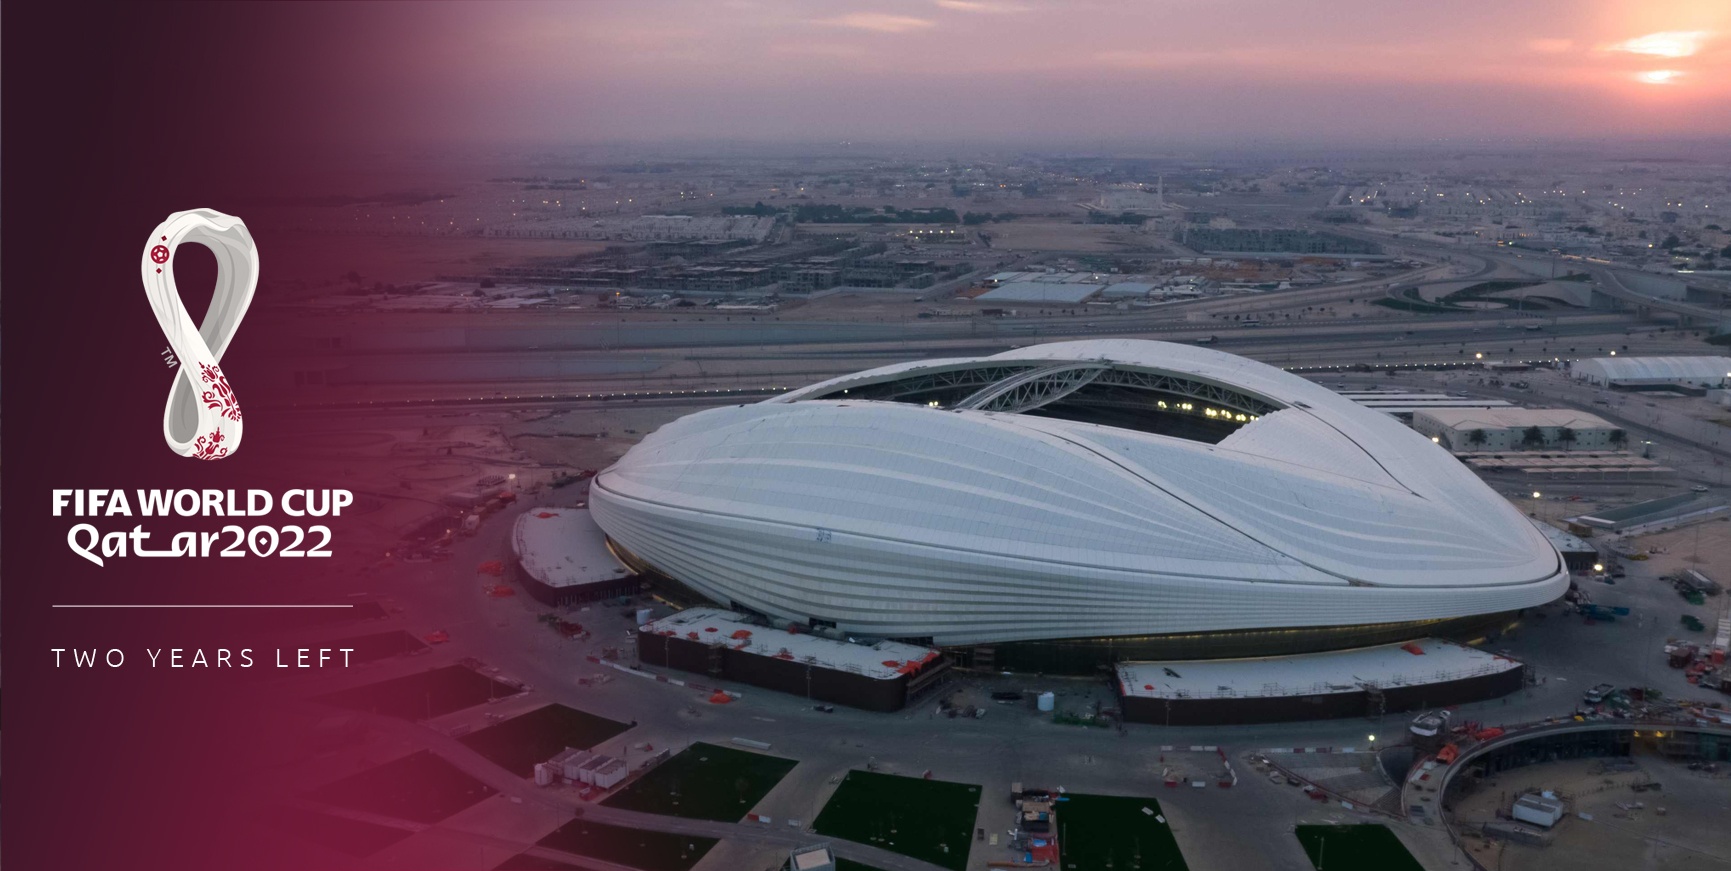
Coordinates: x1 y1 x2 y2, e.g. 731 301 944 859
1294 824 1423 871
811 770 981 871
1055 793 1189 871
601 742 797 822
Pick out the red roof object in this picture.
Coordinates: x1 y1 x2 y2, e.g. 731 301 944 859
477 560 504 576
704 626 719 633
424 630 450 644
1436 743 1460 764
708 691 733 704
535 511 558 519
730 629 752 639
1402 642 1426 655
1145 683 1155 690
883 660 902 668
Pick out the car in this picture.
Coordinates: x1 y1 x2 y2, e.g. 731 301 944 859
1692 485 1710 493
1583 683 1616 704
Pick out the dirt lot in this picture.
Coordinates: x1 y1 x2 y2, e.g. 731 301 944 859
981 220 1164 252
1452 756 1731 871
269 233 614 287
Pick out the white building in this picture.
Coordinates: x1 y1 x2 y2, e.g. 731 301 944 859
790 846 835 871
591 340 1566 650
1572 356 1731 389
1412 408 1621 451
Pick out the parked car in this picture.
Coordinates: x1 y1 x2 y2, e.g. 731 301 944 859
1583 683 1616 704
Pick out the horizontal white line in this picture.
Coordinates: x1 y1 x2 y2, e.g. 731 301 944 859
52 604 354 609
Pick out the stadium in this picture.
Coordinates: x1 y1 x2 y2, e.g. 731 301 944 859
590 340 1568 672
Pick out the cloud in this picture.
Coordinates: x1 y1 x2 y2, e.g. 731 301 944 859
814 13 937 33
1635 69 1683 85
1606 31 1711 58
935 0 1029 12
771 42 870 59
1527 38 1573 54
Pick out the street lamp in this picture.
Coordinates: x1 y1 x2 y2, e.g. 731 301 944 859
1593 563 1605 573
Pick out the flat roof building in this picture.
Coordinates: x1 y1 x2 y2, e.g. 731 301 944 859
510 507 639 606
1115 638 1526 725
790 846 836 871
977 281 1101 303
1412 407 1620 451
637 607 949 712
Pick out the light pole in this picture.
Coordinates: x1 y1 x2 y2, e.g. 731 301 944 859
1531 490 1542 521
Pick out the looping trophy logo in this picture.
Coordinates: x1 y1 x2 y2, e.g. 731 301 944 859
141 209 258 460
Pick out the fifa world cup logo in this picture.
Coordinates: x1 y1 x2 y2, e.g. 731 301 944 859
141 210 258 460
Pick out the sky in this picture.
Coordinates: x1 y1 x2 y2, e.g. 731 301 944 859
275 0 1731 146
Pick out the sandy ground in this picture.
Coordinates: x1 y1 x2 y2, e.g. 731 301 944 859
978 220 1166 252
1451 756 1731 871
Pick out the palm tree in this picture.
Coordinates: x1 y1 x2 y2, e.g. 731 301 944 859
1521 426 1546 449
1468 429 1487 448
1558 427 1576 451
1609 429 1627 450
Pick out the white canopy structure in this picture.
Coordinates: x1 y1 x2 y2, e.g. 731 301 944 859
1572 356 1731 388
591 340 1566 647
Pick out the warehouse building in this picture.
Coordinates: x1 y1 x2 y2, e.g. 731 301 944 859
1412 407 1621 451
1572 356 1731 390
636 607 949 712
1116 638 1527 725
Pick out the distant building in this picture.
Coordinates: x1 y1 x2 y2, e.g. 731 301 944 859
1572 356 1731 390
1181 227 1382 256
1412 408 1620 451
1511 794 1566 828
977 281 1101 303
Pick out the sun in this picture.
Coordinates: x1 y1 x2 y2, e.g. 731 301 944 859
1635 69 1683 85
1609 31 1710 58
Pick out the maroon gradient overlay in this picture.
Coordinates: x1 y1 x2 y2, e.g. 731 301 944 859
3 5 485 869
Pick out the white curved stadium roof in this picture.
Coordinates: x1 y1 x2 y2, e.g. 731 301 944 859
591 340 1566 646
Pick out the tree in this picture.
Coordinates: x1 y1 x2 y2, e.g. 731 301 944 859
1468 429 1487 447
1558 427 1576 451
1661 234 1682 250
1609 428 1627 449
1521 426 1546 448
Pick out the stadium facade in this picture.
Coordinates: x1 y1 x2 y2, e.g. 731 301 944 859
591 340 1567 671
